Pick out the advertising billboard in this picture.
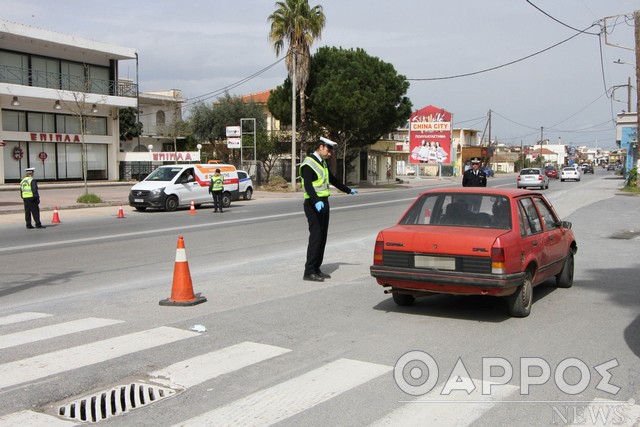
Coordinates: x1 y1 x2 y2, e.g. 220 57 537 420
409 105 451 164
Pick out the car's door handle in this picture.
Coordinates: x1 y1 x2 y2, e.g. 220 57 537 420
532 241 538 246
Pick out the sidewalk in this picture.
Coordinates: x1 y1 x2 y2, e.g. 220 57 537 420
0 175 459 224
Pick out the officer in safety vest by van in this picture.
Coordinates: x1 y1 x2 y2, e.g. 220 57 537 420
20 167 45 229
300 137 357 282
208 168 224 213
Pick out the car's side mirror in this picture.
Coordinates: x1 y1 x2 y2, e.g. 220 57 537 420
559 220 572 229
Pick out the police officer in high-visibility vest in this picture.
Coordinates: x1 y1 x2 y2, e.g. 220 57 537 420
20 167 45 229
300 137 358 282
208 168 224 213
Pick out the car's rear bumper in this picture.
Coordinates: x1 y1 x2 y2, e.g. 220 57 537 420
370 265 525 296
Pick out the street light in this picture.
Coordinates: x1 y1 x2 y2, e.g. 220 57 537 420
197 143 202 162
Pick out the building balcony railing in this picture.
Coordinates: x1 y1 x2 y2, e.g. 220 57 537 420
0 65 137 98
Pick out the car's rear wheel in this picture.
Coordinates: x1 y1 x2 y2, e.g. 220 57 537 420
165 195 178 212
243 187 253 200
392 292 415 306
561 179 565 182
556 251 574 288
507 271 533 317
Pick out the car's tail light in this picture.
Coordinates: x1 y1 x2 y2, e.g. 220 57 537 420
491 247 505 274
517 176 521 181
538 175 543 181
373 235 384 265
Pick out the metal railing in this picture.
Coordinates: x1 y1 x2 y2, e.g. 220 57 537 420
0 65 137 98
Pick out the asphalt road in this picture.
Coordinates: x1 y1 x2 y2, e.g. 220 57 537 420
1 170 638 426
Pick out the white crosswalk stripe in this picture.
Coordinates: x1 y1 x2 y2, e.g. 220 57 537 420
369 381 519 426
174 358 392 427
0 312 51 326
0 317 124 349
150 341 291 389
0 326 198 389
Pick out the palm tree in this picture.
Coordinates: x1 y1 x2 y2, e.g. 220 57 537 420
268 0 325 127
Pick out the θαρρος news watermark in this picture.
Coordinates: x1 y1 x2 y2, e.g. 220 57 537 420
393 350 621 397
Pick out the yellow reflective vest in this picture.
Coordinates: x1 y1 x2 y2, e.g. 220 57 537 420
210 175 223 191
20 176 34 199
300 156 330 199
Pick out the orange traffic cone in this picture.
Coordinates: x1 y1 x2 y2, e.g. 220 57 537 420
159 236 207 306
52 206 61 224
189 200 196 214
117 205 125 218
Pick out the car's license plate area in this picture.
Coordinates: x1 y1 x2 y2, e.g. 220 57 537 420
415 255 456 270
134 198 144 203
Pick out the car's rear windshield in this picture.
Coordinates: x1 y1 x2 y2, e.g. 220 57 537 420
520 169 540 175
399 193 511 229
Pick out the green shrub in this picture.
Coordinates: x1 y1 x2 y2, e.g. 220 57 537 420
77 193 103 204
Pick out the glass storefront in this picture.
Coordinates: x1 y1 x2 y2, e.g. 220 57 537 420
3 140 108 182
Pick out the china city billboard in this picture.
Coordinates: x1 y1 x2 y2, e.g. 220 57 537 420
409 105 452 164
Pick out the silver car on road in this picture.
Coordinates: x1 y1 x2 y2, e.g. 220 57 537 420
517 167 549 189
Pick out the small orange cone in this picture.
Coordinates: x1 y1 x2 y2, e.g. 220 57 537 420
159 236 207 306
117 205 125 219
52 206 61 224
189 200 196 214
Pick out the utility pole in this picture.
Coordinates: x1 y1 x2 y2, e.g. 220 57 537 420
635 10 640 167
291 50 297 191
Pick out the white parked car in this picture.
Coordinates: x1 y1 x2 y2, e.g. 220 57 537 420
561 166 581 182
237 170 254 200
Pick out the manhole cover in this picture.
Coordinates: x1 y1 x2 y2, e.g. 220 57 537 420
57 382 177 423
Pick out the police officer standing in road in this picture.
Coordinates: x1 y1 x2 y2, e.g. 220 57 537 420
20 167 45 229
209 168 224 213
462 157 487 187
300 137 358 282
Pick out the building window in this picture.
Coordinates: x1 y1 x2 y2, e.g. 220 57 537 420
2 110 27 131
31 56 60 89
27 112 56 132
0 51 29 85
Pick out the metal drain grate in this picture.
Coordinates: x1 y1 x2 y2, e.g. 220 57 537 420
611 230 640 240
58 382 177 423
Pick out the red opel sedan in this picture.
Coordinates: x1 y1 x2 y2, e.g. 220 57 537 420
370 188 577 317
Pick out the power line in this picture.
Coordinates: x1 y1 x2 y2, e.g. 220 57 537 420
525 0 601 36
406 25 597 81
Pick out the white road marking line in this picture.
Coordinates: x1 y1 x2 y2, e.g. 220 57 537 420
150 341 291 389
0 326 198 390
175 358 391 427
0 410 77 426
0 312 52 326
369 382 519 427
0 317 124 349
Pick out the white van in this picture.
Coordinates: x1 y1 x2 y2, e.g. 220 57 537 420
129 164 239 211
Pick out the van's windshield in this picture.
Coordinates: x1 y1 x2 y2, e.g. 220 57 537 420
145 167 183 182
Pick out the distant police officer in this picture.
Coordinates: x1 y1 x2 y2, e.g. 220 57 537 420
462 157 487 187
300 137 357 282
20 167 45 229
209 168 224 213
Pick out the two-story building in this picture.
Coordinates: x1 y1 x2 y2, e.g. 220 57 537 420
0 20 137 183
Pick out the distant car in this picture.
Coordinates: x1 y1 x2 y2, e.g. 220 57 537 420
607 164 616 171
561 166 581 182
517 168 549 189
544 166 559 180
581 164 594 174
370 188 577 317
482 165 494 177
237 170 254 200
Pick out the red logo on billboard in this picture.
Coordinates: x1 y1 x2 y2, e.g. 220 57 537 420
39 152 48 161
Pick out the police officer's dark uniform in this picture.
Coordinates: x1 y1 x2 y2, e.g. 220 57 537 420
20 167 45 229
300 137 357 282
209 169 224 213
462 157 487 187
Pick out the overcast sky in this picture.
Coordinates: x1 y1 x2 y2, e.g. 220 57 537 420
3 0 638 148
